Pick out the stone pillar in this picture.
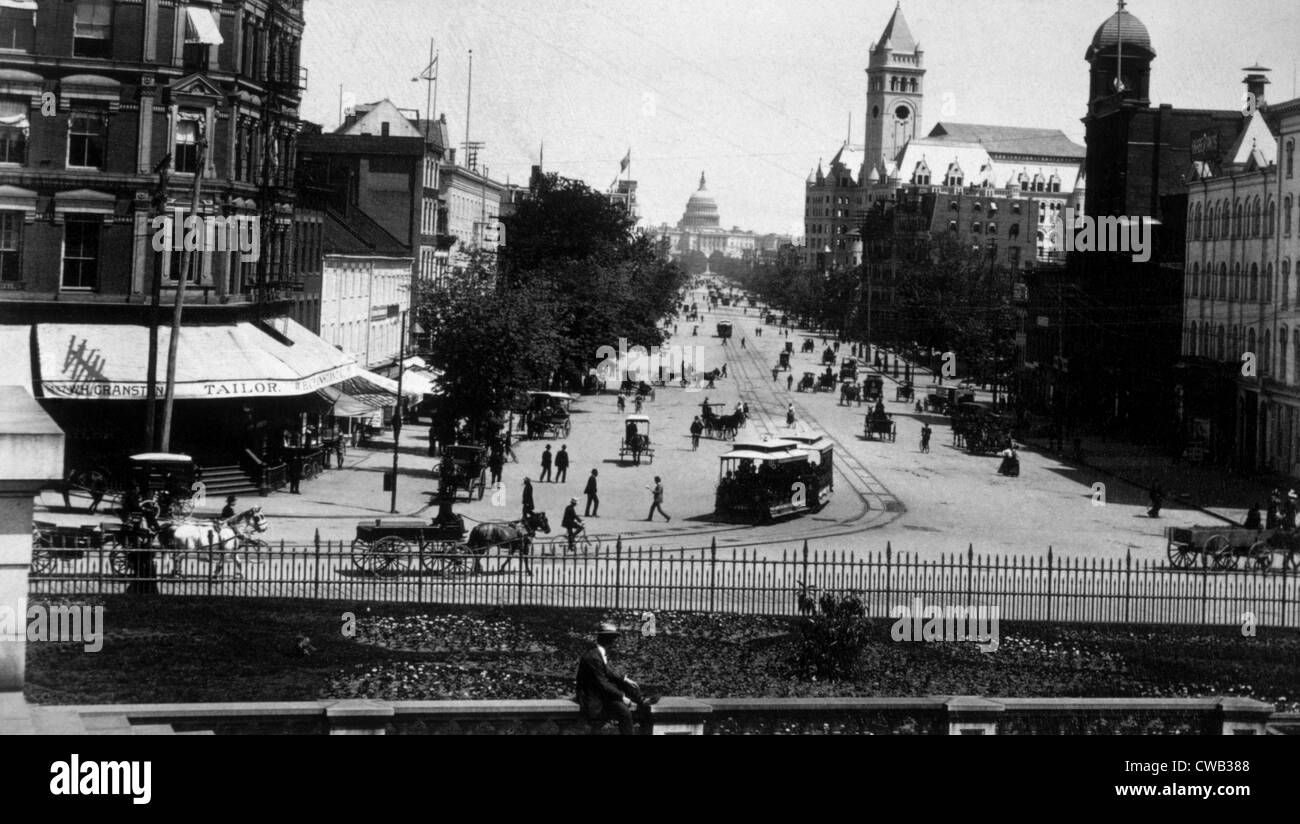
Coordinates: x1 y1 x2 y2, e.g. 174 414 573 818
325 699 394 735
1217 697 1275 735
0 388 65 703
944 696 1004 735
645 698 711 735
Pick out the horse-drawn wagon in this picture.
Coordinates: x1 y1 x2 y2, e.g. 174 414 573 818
778 352 791 371
620 415 655 464
438 445 489 500
717 320 733 339
895 381 915 402
861 375 884 403
351 517 473 576
815 370 837 393
864 410 897 442
1165 525 1300 571
524 391 574 439
30 520 134 576
797 372 816 392
840 358 858 381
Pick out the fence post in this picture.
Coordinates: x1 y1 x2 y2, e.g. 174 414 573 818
1045 547 1053 623
1124 549 1132 624
884 542 892 618
709 537 717 613
801 540 809 601
966 544 974 608
1201 555 1209 626
314 531 322 601
614 536 622 612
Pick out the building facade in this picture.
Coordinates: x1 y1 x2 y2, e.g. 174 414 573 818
437 156 504 275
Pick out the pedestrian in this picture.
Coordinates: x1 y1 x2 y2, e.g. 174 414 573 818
634 395 644 414
522 477 535 519
334 437 346 468
504 427 517 463
721 364 727 378
288 457 302 494
786 374 793 391
920 424 932 454
772 366 779 382
540 444 553 482
584 469 599 516
617 394 626 413
488 450 504 485
1147 483 1165 518
1266 493 1280 529
1244 502 1262 530
787 403 795 427
575 622 645 735
690 416 703 450
1287 490 1299 529
87 473 107 514
645 476 670 522
428 423 438 457
221 495 237 520
555 444 569 483
741 337 746 349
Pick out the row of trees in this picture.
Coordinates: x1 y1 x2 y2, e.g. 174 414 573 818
415 174 688 438
734 234 1018 384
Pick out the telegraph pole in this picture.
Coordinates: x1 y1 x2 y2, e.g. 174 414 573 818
159 132 207 451
145 152 172 451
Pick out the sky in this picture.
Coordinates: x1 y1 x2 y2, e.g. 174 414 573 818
300 0 1300 237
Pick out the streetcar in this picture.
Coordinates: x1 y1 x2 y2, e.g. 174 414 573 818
715 435 830 521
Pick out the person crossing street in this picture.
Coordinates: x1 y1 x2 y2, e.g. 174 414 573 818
554 444 570 483
584 469 599 517
540 444 553 483
645 476 670 522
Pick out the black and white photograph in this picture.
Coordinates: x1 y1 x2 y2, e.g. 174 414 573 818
0 0 1296 789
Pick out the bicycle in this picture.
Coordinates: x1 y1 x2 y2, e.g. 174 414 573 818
561 526 601 554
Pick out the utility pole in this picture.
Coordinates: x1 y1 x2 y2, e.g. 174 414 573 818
145 152 172 451
390 309 407 514
159 131 208 451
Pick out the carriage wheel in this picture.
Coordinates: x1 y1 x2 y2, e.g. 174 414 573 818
439 543 475 576
371 535 411 577
350 537 377 573
1287 544 1300 572
1202 535 1233 570
1167 540 1197 569
1246 541 1274 571
30 547 56 575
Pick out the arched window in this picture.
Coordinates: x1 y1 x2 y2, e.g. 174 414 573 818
909 78 917 92
1267 199 1276 237
1248 327 1257 360
1193 203 1202 239
1218 263 1228 298
1191 261 1199 297
1264 330 1272 375
1252 197 1262 237
1222 200 1231 236
1288 139 1295 179
1032 174 1045 192
1049 174 1061 193
1285 197 1293 237
987 223 998 235
1008 223 1020 239
949 199 959 211
1189 320 1199 354
1265 262 1273 301
1284 261 1293 307
1251 263 1259 300
948 220 957 232
1218 326 1227 361
971 221 981 234
1234 199 1244 237
972 201 982 212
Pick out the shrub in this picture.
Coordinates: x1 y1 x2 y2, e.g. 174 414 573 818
793 593 870 681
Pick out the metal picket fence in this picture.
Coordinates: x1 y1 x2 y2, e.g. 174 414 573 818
26 539 1300 628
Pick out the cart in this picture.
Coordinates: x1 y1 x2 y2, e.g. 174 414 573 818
784 341 794 354
815 371 837 392
619 415 655 464
717 320 733 339
896 381 915 402
778 352 791 371
1165 525 1300 571
864 412 897 442
840 358 858 381
524 391 574 439
862 375 884 403
438 445 489 500
128 453 199 519
30 520 136 577
350 518 472 576
797 372 816 392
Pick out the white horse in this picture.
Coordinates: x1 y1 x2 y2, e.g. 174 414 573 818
158 507 268 579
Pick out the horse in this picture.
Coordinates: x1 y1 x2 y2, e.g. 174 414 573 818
716 411 746 440
157 507 268 579
840 382 861 406
466 511 551 575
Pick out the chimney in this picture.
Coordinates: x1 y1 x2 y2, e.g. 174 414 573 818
1242 65 1271 109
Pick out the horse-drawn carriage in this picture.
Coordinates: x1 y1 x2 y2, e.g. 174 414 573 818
778 352 791 371
1165 525 1300 571
620 415 655 464
895 381 915 402
923 385 972 415
784 341 794 354
864 410 897 442
815 370 837 393
129 453 200 519
30 520 134 576
701 404 745 440
715 436 831 521
821 347 836 366
438 444 489 500
801 338 816 354
620 379 656 402
861 375 884 403
524 391 574 439
839 381 863 406
717 320 733 339
351 517 472 576
840 358 858 381
951 402 1011 455
797 372 816 392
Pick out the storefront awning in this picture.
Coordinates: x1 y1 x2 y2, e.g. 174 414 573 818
184 6 224 45
34 319 358 400
398 368 439 396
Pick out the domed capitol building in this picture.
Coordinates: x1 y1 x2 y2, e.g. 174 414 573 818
656 173 794 266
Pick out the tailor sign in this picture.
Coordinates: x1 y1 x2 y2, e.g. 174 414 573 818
41 364 358 400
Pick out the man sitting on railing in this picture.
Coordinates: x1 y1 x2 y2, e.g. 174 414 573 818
575 622 646 735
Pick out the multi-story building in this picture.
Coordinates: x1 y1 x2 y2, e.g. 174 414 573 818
0 0 371 473
438 153 504 275
657 172 790 266
1182 96 1300 473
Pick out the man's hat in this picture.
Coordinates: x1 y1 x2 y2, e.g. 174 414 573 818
570 497 578 504
596 622 620 637
1290 490 1297 500
226 495 237 503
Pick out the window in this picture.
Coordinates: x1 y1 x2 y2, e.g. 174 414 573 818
949 200 959 212
73 0 113 59
1288 139 1295 179
0 97 27 164
971 221 981 234
0 2 35 52
183 5 223 71
1251 263 1259 300
1192 204 1202 240
1188 321 1198 355
1234 200 1243 237
1191 262 1199 297
174 110 203 173
1286 197 1293 237
1252 198 1262 237
1221 201 1230 236
1008 223 1020 239
67 108 106 169
987 223 997 235
61 217 99 290
1282 327 1289 382
0 211 20 281
1011 202 1022 215
1267 199 1276 237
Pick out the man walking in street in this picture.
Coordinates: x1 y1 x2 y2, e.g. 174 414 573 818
584 469 599 517
690 416 703 450
920 424 932 454
522 477 535 519
555 444 570 483
288 455 302 494
488 450 504 486
645 476 670 522
786 373 793 391
540 444 553 482
787 403 796 427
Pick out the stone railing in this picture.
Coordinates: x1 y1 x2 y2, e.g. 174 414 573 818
31 696 1278 736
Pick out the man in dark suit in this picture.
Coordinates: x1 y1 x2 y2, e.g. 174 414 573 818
575 622 644 735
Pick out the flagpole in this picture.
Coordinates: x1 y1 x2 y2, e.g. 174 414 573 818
424 39 434 140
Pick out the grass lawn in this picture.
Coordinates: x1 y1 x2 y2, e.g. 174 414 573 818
22 595 1300 711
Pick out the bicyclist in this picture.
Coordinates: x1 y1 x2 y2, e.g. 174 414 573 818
562 497 584 553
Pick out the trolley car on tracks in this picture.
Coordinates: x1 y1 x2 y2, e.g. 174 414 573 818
715 435 832 522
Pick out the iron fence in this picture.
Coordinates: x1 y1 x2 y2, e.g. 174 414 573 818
27 540 1300 628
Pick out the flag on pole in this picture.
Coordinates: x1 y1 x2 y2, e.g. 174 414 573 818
419 53 438 81
619 149 630 172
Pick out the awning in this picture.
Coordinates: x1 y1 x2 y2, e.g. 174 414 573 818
34 319 358 400
0 1 39 11
355 369 422 400
0 325 32 395
185 6 224 45
398 369 439 396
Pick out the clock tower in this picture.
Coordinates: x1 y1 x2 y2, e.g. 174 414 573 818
864 3 924 180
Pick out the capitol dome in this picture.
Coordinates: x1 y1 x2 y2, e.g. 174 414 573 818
679 171 721 230
1090 6 1154 54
